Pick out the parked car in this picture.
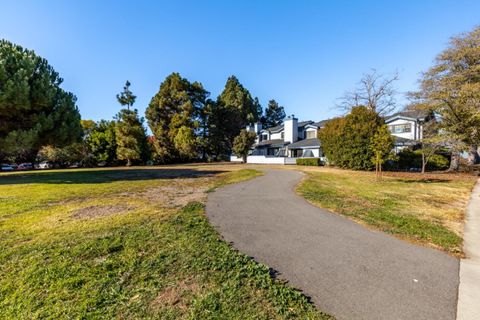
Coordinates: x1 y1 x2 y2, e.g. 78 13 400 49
35 161 53 169
17 163 33 170
1 164 14 171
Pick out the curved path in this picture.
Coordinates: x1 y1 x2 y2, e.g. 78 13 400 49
206 169 459 320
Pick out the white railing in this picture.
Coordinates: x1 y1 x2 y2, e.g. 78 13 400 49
230 155 315 165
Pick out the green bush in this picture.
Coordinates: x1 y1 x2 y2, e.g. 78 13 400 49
390 149 449 171
296 158 321 166
319 106 385 170
427 153 450 170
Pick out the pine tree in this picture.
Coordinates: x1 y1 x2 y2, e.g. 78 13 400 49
0 40 82 162
115 109 147 166
209 76 261 158
116 80 136 110
146 73 208 163
263 99 286 128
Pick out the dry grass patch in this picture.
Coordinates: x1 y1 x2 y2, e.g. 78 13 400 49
71 204 136 219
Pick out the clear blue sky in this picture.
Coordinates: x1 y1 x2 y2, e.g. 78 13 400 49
1 1 479 124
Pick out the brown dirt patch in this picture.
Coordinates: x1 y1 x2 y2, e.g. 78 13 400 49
150 278 201 310
139 178 213 208
71 204 135 219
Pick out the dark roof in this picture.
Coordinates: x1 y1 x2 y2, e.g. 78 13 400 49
263 120 315 133
288 138 321 149
393 136 419 146
386 110 430 122
254 139 287 148
313 120 329 128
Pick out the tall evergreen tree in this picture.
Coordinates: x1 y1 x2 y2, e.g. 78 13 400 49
116 80 136 110
114 83 148 166
145 73 208 163
209 76 261 158
0 40 82 162
263 99 286 128
115 109 148 166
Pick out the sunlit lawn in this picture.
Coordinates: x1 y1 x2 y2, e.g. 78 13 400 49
0 165 331 319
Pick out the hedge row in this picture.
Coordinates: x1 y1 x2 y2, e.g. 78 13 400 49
296 158 322 166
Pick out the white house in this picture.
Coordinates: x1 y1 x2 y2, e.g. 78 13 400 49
385 110 431 152
231 115 326 164
231 110 432 164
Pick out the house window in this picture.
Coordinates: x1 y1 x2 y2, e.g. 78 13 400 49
281 132 284 139
306 130 316 139
261 134 268 141
389 124 411 133
292 149 303 158
267 148 277 156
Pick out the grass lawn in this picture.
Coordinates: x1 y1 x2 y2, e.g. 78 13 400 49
0 165 331 319
296 167 477 256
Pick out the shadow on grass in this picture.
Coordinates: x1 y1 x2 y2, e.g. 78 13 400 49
0 168 226 185
391 178 451 184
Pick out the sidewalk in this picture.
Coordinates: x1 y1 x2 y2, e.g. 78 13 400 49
457 178 480 320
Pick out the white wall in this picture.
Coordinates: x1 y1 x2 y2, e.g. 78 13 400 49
246 156 289 164
284 117 298 143
387 119 420 140
305 128 318 139
270 131 283 140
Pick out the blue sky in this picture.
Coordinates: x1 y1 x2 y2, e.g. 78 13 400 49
1 1 479 124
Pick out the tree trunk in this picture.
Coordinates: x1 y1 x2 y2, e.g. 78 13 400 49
242 154 247 164
421 152 426 174
466 146 479 166
448 152 460 172
126 158 132 167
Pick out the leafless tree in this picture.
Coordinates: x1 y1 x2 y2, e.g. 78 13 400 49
338 69 399 115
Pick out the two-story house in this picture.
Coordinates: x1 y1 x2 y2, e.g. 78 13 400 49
231 110 432 164
385 110 431 152
232 115 325 164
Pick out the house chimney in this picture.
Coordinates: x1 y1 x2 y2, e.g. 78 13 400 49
254 122 262 133
284 115 298 143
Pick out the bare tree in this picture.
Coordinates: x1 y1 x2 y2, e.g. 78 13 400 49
338 69 399 115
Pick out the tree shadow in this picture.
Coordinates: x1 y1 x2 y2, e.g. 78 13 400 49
0 168 226 185
391 178 451 184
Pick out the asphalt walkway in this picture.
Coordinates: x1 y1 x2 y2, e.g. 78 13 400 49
206 169 459 320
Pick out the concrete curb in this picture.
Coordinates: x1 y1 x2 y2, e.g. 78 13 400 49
457 178 480 320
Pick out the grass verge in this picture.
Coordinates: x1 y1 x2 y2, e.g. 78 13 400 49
0 166 330 319
296 167 477 256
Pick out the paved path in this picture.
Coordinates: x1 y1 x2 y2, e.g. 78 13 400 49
206 169 459 320
457 178 480 319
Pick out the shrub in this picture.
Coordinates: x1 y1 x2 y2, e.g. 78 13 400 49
296 158 321 166
319 106 385 170
390 149 449 171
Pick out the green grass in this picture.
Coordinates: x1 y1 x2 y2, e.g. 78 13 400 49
297 168 476 255
0 166 330 319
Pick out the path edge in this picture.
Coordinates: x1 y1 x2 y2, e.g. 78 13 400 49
457 178 480 320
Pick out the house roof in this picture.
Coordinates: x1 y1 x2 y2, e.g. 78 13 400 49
254 139 287 148
262 120 315 133
288 138 321 149
386 110 430 123
313 120 329 128
393 136 419 146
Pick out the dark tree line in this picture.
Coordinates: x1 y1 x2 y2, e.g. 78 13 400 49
0 39 286 166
